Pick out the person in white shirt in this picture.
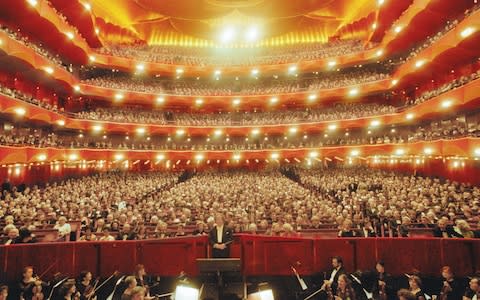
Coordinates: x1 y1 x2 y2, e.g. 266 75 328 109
54 216 71 238
208 213 233 258
99 228 115 241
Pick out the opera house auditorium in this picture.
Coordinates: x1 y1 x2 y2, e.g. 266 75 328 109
0 0 480 299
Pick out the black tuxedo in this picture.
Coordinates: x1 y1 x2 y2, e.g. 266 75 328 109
433 225 462 238
209 225 233 258
326 266 346 294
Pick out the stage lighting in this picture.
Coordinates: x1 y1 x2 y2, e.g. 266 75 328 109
95 28 100 35
73 85 81 92
372 23 377 30
156 154 165 161
195 154 204 161
377 0 385 6
156 96 165 104
395 149 405 155
248 290 274 300
376 49 384 57
288 65 297 74
37 154 47 161
474 148 480 156
406 113 414 120
245 26 259 42
220 27 236 43
114 153 124 161
136 127 146 135
83 2 92 11
176 68 184 74
327 124 337 131
269 97 278 104
57 120 65 126
92 125 102 132
114 93 124 101
289 127 298 134
233 153 241 160
214 69 221 76
65 32 74 40
307 94 317 101
195 98 203 106
391 79 399 86
327 61 336 67
309 151 319 158
214 129 223 136
135 63 145 72
370 120 381 127
176 129 185 136
89 55 96 62
232 98 241 106
394 25 403 33
251 68 259 76
14 107 26 116
460 27 475 38
251 128 260 135
350 150 360 157
174 284 199 300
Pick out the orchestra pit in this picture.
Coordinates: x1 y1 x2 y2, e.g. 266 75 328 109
2 0 480 299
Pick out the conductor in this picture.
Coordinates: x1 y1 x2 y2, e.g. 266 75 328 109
209 213 233 258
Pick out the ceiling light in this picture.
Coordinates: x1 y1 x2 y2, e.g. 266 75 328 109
424 148 433 155
391 79 399 86
270 153 280 160
57 120 65 126
232 98 241 106
378 0 385 5
327 61 336 67
176 129 185 135
214 129 223 136
372 23 377 30
156 154 165 161
460 27 475 38
349 88 359 96
220 26 236 43
350 150 360 157
474 148 480 156
307 94 317 101
176 68 184 74
114 93 124 101
136 127 146 135
441 99 453 108
376 49 384 57
214 69 221 76
156 96 165 104
136 63 145 72
328 124 337 131
195 154 204 161
114 153 124 161
26 0 38 6
94 28 100 35
415 59 425 68
395 149 405 155
14 107 26 116
37 154 47 161
73 85 80 92
251 68 259 76
89 55 96 62
289 127 298 134
288 65 297 73
195 98 203 105
233 153 241 160
251 128 260 135
370 120 381 127
270 96 278 104
68 154 78 161
83 2 92 11
394 25 403 33
406 113 414 120
65 32 74 40
309 151 319 158
92 125 102 132
44 67 54 74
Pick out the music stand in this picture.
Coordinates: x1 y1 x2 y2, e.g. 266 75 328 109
196 258 245 299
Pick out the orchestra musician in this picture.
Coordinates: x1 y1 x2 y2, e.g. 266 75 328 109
438 266 463 300
209 213 233 258
130 287 146 300
57 282 80 300
76 271 95 300
323 256 346 295
372 261 392 300
121 276 137 300
326 274 357 300
0 286 8 300
407 275 426 300
464 277 479 300
133 264 159 298
18 266 44 300
397 289 416 300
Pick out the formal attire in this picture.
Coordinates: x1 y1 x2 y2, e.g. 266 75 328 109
326 266 345 294
209 225 233 258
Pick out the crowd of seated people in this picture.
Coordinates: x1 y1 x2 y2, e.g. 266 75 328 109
81 68 390 96
73 103 397 126
401 3 480 64
96 39 370 67
0 167 479 246
0 25 71 71
0 85 61 112
1 112 479 151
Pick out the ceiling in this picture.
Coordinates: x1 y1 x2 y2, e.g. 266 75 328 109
86 0 379 46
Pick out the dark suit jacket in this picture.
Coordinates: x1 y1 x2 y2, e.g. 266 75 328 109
433 225 463 238
326 266 346 294
209 225 233 258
